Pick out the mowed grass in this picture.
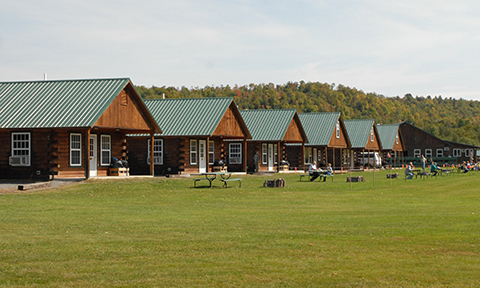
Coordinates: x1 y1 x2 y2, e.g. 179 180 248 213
1 170 480 287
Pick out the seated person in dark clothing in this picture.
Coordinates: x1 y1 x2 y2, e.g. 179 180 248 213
430 162 439 176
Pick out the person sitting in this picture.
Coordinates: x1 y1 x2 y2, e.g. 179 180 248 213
462 161 469 173
430 162 439 176
309 161 320 182
405 162 414 179
111 157 124 168
323 163 333 181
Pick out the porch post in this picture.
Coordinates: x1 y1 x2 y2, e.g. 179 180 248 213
206 137 210 172
85 129 91 179
243 139 247 172
150 132 154 176
277 141 281 172
301 143 305 172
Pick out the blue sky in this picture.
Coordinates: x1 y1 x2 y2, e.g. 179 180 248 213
2 0 480 100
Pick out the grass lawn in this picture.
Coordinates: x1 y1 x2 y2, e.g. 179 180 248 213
1 170 480 287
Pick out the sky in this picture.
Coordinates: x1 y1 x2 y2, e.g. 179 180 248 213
2 0 480 100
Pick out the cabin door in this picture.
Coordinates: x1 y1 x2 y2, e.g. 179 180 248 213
267 144 274 171
89 135 98 177
198 140 207 173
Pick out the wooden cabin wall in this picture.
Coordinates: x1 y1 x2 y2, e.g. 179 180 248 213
328 126 348 148
283 120 305 142
400 123 450 158
285 145 303 170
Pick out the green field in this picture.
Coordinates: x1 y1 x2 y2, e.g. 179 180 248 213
1 170 479 287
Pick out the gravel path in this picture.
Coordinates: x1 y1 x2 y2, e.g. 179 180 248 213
0 179 83 194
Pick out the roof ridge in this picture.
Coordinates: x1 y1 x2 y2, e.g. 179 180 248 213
0 78 131 84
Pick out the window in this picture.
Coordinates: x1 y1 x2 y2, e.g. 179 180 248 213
209 140 214 165
10 132 31 166
229 143 242 164
70 133 82 166
147 139 163 165
120 90 128 106
304 147 312 164
190 140 197 165
395 134 399 145
425 149 432 158
336 121 340 139
436 149 443 157
465 149 472 157
414 149 421 157
370 127 374 142
100 135 111 166
262 143 267 164
274 144 278 164
453 148 462 157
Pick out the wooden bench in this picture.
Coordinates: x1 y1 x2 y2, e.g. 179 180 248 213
220 178 242 188
416 171 431 179
193 177 216 188
320 174 334 181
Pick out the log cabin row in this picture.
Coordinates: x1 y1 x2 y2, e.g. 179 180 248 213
1 77 477 179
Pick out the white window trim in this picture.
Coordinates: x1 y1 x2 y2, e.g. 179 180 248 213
229 143 242 164
336 121 340 139
262 143 267 164
274 144 278 164
436 149 444 157
304 147 312 164
100 135 111 166
11 132 31 166
453 148 462 157
425 149 432 158
148 138 164 165
465 149 471 157
395 134 399 145
209 140 214 165
190 139 197 165
413 149 421 158
370 127 374 142
70 133 82 167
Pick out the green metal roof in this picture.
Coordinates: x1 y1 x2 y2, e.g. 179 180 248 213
144 97 244 137
376 123 401 150
240 109 302 141
298 112 341 146
0 78 132 129
344 119 376 148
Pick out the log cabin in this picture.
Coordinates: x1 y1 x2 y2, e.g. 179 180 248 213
286 112 350 172
239 109 308 173
376 123 405 168
0 78 161 180
399 122 478 165
344 119 383 169
127 97 251 175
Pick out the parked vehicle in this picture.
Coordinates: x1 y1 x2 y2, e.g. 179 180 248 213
358 152 382 168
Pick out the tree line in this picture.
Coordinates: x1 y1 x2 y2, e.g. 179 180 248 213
136 81 480 146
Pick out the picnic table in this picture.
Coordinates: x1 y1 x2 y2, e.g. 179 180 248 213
193 172 241 188
300 169 333 182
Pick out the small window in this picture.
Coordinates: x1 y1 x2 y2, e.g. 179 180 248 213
274 144 278 164
336 121 340 139
147 139 163 165
209 140 214 165
465 149 471 157
190 140 197 165
11 132 31 166
262 143 267 164
229 143 242 164
414 149 421 158
425 149 432 158
395 134 399 145
453 149 462 157
100 135 111 166
436 149 444 157
70 133 82 166
370 127 374 142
